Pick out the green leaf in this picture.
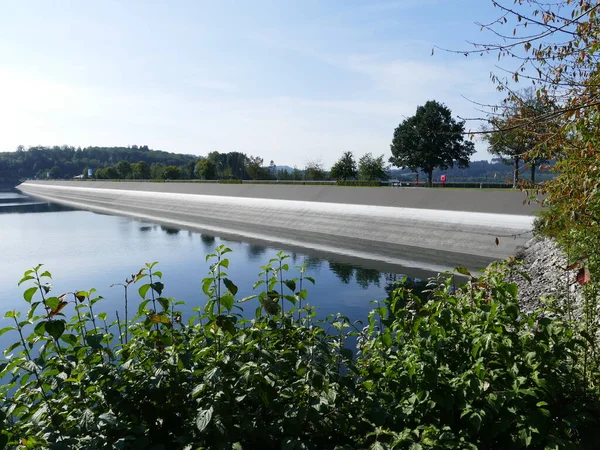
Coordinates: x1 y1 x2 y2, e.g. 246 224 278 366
79 408 95 430
40 271 52 279
138 284 151 299
196 406 214 432
221 294 235 311
138 299 151 315
45 320 65 340
28 302 42 320
239 295 258 303
18 275 34 286
381 332 392 347
60 334 78 345
505 303 519 320
223 278 238 296
86 334 103 350
23 287 38 303
297 289 308 300
98 312 107 321
202 278 214 296
99 412 117 426
149 314 172 327
34 321 47 336
455 266 472 277
4 310 15 319
305 276 316 285
283 280 296 292
220 259 229 269
45 296 60 311
157 297 170 311
192 383 206 398
0 326 14 337
469 412 482 432
151 282 164 295
341 348 354 360
283 295 297 306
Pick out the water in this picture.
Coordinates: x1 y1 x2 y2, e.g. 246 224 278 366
0 191 438 350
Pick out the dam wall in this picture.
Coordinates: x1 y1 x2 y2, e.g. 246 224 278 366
17 181 539 272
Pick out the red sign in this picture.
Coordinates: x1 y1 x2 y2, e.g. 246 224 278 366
440 175 447 182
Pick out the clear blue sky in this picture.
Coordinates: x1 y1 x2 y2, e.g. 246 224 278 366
0 0 510 167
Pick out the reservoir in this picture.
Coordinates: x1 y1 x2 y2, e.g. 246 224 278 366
0 190 445 349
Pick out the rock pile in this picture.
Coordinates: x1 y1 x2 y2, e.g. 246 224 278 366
507 237 586 318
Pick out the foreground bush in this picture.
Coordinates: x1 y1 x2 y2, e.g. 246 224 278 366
0 249 599 449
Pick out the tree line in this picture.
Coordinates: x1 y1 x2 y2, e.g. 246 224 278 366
1 99 552 187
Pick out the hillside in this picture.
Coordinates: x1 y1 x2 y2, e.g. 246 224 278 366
0 145 197 185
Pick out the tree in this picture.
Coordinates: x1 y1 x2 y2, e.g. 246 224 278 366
132 161 151 179
484 89 555 187
115 160 132 179
330 151 357 181
163 165 180 180
269 160 276 180
48 165 61 179
195 159 217 180
180 160 197 179
358 153 389 181
390 101 475 187
245 156 267 180
150 163 165 179
292 166 302 181
304 159 326 181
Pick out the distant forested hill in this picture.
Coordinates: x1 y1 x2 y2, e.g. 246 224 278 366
0 145 197 185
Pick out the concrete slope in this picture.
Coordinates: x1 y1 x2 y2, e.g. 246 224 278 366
18 181 536 273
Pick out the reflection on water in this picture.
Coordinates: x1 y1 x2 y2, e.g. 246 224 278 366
328 261 382 289
0 193 446 355
160 226 180 235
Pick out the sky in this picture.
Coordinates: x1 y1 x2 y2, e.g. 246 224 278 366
0 0 513 167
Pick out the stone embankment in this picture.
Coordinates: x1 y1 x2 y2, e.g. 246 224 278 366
508 237 586 317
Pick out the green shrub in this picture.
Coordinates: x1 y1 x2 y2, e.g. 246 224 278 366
1 253 598 449
335 180 382 187
219 179 243 184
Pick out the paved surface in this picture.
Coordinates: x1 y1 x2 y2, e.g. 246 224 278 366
18 181 538 272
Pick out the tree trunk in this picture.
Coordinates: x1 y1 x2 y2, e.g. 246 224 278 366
531 162 536 184
428 170 433 188
513 157 520 188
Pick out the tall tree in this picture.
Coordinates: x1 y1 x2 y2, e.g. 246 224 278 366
115 160 132 179
389 101 475 187
305 159 326 181
330 151 357 180
195 159 217 180
358 153 389 181
163 165 180 180
245 156 267 180
484 89 554 187
150 163 165 179
132 161 151 179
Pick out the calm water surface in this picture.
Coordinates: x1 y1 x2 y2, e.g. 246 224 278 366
0 191 436 348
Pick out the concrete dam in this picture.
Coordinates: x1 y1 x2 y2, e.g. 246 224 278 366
17 181 539 273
